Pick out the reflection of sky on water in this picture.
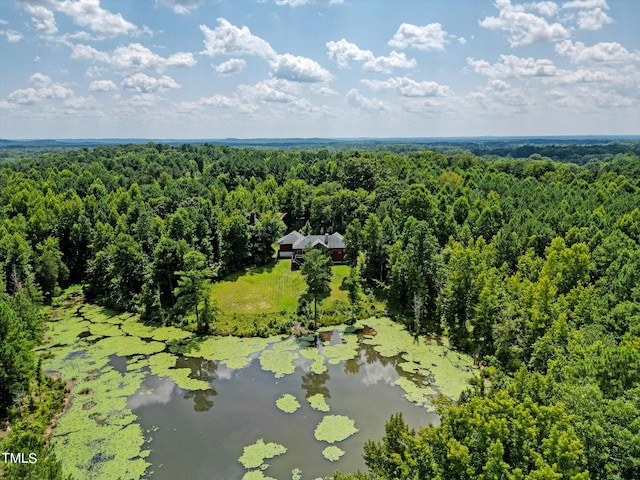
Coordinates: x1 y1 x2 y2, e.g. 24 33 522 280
215 364 235 380
361 359 399 386
128 376 176 409
292 353 312 372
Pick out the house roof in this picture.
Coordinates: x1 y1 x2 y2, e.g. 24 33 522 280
277 230 303 245
292 233 345 250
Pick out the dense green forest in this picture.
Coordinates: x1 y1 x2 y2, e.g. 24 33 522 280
1 143 639 479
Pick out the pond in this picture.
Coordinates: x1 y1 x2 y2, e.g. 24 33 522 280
41 304 475 480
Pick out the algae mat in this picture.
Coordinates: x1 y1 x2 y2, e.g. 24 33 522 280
42 305 475 479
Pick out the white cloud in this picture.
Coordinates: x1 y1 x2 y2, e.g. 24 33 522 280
326 39 416 73
29 73 52 85
270 53 332 82
326 39 373 68
529 1 560 17
71 42 196 71
1 30 24 42
22 4 58 35
88 79 117 91
345 88 387 112
63 95 96 109
275 0 344 6
576 8 613 30
458 37 467 44
200 94 237 108
159 0 202 14
479 0 569 47
467 54 557 78
555 40 640 64
199 18 277 60
362 76 452 97
57 0 137 37
238 78 297 104
562 0 608 8
388 23 448 51
310 85 338 95
121 73 180 93
363 51 416 74
215 58 247 76
7 82 74 105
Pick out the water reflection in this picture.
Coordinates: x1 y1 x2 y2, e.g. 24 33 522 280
301 371 331 399
360 358 398 386
176 357 218 413
129 376 176 409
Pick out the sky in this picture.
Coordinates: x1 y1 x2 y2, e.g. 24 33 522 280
0 0 638 139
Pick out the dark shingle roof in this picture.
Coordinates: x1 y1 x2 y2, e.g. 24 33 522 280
292 233 344 250
278 230 303 245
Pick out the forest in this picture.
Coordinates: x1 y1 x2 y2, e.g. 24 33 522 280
0 141 639 479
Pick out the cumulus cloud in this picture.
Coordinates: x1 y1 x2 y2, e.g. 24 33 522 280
200 94 237 108
238 78 297 104
88 79 117 91
19 0 139 38
388 22 448 51
467 54 557 78
57 0 137 37
363 51 416 74
121 73 180 93
326 39 416 73
6 74 74 105
22 3 58 35
362 76 452 97
215 58 247 76
326 39 373 68
555 40 640 64
159 0 202 14
479 0 569 47
29 73 53 85
529 1 560 17
345 88 387 112
71 42 197 71
576 8 613 30
270 53 332 82
562 0 608 8
1 29 24 42
200 18 277 60
275 0 343 6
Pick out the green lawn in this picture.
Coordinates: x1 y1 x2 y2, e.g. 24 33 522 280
209 260 350 315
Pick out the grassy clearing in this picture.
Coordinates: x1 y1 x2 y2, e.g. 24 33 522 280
209 260 350 314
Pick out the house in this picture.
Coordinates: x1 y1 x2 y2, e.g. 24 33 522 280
277 231 346 270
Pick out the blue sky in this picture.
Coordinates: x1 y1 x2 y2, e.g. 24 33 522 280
0 0 638 139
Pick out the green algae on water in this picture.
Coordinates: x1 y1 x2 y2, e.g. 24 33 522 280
259 348 299 378
276 394 301 414
93 335 165 357
314 415 359 444
322 446 345 462
186 335 278 369
148 353 209 391
242 471 277 480
238 439 287 469
298 347 327 374
363 317 475 400
321 334 359 365
307 393 330 412
394 377 437 408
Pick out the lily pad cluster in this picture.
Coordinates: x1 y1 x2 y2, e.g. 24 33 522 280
238 438 287 479
276 394 301 413
314 415 359 444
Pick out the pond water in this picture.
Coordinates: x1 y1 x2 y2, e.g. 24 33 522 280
41 305 474 480
130 332 438 480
